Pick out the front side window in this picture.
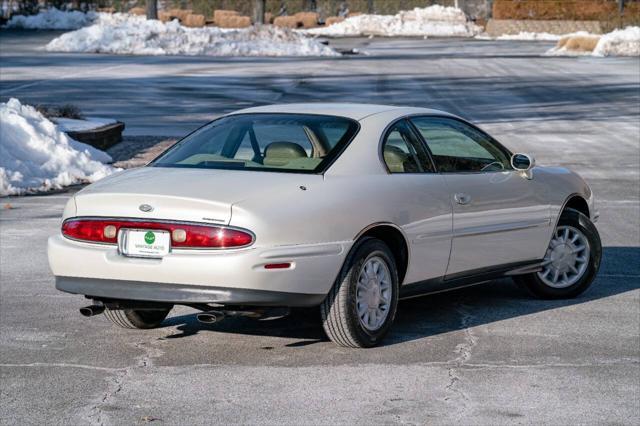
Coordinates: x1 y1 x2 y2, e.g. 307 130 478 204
382 120 434 173
151 114 359 174
410 117 511 173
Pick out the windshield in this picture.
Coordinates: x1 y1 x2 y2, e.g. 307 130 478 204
151 113 359 174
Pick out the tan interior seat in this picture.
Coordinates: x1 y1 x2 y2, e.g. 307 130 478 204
263 142 308 166
383 145 408 173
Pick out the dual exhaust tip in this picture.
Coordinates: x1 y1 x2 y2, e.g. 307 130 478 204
196 311 225 324
80 305 226 324
79 305 105 317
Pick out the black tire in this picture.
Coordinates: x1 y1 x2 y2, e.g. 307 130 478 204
515 208 601 299
321 238 399 348
104 306 172 329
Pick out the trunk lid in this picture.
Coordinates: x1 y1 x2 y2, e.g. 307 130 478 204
73 167 317 225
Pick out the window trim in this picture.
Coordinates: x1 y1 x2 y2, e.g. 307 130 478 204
148 112 361 175
407 114 514 175
379 118 437 175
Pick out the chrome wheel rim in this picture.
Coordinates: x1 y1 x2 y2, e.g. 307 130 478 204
538 225 590 289
356 256 392 331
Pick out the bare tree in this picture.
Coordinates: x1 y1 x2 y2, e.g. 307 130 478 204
253 0 266 25
147 0 158 20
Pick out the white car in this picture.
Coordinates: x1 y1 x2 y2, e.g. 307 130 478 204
48 103 601 348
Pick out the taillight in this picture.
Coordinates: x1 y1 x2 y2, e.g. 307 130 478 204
61 219 254 249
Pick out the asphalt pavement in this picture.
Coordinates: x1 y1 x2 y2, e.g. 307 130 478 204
1 31 639 425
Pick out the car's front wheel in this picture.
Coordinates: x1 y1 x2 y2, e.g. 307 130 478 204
321 238 399 348
104 306 172 329
516 208 601 299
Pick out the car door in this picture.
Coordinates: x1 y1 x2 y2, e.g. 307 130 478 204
409 116 550 277
379 119 452 284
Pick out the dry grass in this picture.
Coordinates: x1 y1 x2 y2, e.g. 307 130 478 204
165 8 192 22
183 14 206 28
493 0 638 21
213 9 239 23
556 34 601 52
294 12 319 28
158 11 173 22
128 7 146 16
325 16 344 26
216 15 252 28
273 16 299 28
36 104 83 120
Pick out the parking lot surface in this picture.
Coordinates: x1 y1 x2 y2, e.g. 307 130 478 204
1 31 639 424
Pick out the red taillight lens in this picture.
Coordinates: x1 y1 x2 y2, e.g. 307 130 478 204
62 219 116 244
61 219 253 249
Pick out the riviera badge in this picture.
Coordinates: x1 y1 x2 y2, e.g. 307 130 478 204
139 204 154 212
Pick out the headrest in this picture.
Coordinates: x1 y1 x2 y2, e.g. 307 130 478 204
263 142 308 166
383 145 408 173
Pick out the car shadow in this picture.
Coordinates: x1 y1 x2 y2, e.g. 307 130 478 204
159 246 639 347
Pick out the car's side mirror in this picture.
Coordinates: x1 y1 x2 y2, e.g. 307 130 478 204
511 153 535 180
511 153 535 171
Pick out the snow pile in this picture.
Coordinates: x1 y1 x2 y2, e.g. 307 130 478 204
593 26 640 57
302 5 480 37
4 7 98 30
546 27 639 57
46 13 339 56
0 98 117 196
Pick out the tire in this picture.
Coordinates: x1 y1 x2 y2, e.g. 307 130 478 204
321 238 399 348
104 306 172 329
516 208 601 299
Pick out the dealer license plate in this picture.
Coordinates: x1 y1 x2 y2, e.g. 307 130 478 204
119 229 170 258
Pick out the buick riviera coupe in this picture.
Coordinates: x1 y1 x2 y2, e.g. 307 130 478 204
48 104 601 348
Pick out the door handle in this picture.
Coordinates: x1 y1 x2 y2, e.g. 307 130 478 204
454 193 472 205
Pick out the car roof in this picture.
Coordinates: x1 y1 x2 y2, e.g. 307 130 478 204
227 103 450 121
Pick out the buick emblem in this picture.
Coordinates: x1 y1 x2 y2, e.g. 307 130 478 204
139 204 154 213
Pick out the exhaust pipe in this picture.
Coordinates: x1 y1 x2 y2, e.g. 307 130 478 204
79 304 105 317
196 311 225 324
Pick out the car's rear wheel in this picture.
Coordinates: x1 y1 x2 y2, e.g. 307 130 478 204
516 208 601 299
104 306 172 329
321 238 399 348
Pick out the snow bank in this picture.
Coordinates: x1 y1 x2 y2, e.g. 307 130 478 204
302 5 480 37
5 7 98 30
0 98 117 196
46 13 339 56
593 26 640 57
546 27 639 57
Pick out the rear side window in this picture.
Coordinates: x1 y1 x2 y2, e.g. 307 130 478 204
382 120 434 173
151 114 359 174
410 117 512 173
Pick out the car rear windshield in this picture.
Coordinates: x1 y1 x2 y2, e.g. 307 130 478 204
150 113 360 174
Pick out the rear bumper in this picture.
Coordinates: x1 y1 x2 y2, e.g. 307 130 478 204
48 234 351 303
56 276 325 306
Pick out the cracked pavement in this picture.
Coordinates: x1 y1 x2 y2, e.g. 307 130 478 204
1 32 639 424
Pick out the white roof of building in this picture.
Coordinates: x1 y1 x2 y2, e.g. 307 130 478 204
230 103 449 121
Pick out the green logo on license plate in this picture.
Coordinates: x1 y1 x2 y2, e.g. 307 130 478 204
144 231 155 245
